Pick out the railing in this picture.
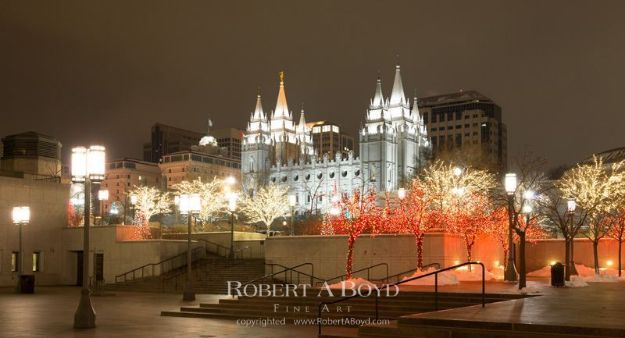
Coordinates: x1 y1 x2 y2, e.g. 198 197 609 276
316 261 486 337
195 238 231 258
114 246 204 283
161 255 246 291
384 262 441 284
242 263 321 288
319 263 389 286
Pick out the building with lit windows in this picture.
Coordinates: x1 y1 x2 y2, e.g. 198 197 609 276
100 158 162 216
308 121 355 158
418 91 508 171
241 65 430 213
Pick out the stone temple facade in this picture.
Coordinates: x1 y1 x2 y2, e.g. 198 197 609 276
241 65 430 214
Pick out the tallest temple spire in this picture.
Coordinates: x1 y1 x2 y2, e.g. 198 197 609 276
273 71 290 119
389 63 407 106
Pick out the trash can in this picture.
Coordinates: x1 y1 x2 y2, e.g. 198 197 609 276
19 275 35 294
551 263 565 287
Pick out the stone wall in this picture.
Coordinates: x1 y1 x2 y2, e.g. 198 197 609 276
0 176 69 286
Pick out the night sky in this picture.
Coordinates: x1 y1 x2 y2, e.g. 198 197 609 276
1 1 624 168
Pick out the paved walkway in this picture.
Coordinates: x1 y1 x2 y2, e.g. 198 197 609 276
404 281 625 335
0 287 326 338
1 280 624 337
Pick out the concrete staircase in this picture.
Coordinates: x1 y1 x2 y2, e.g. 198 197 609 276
102 256 265 294
161 290 522 323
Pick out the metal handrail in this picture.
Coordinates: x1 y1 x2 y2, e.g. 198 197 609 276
242 263 321 287
316 261 486 337
319 263 389 286
114 246 204 283
194 238 231 258
384 262 441 284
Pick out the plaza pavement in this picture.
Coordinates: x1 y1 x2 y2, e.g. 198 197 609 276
1 279 624 337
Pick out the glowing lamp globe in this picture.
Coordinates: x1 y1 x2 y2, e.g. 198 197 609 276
227 193 238 212
12 206 30 225
71 147 88 182
98 190 109 201
452 167 463 176
224 176 236 186
397 188 406 200
87 145 106 182
567 199 576 212
504 173 517 195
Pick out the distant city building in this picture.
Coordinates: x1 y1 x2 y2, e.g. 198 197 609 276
307 121 355 158
211 127 243 160
100 158 162 215
143 123 204 163
418 91 507 170
159 138 241 190
241 65 430 213
0 131 62 180
143 122 242 163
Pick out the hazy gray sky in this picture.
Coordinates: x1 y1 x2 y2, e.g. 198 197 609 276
1 0 624 167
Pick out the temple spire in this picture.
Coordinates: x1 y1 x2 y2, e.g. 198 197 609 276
252 89 265 120
371 74 384 108
274 71 290 119
389 63 406 106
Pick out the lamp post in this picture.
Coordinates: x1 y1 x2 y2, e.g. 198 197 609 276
72 145 105 329
179 193 201 301
519 193 534 289
288 195 296 236
98 189 109 224
566 199 577 279
503 173 518 282
12 206 30 293
227 192 238 259
397 188 406 201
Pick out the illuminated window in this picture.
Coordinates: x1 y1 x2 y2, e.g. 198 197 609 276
33 252 41 272
11 252 18 272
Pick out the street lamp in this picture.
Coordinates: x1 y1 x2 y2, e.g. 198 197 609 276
12 206 30 293
503 173 518 282
227 192 238 259
98 189 109 222
519 195 534 289
397 188 407 200
288 195 296 236
566 198 577 279
72 145 105 329
179 193 201 301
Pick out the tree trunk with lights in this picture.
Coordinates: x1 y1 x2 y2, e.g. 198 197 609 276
415 233 425 270
345 235 356 280
518 231 526 289
592 240 600 275
564 238 571 281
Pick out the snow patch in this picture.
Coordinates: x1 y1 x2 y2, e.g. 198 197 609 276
328 278 377 289
565 275 588 288
400 268 459 285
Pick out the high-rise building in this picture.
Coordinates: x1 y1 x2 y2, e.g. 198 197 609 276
143 123 204 163
241 65 430 213
308 121 355 158
211 128 243 160
418 90 507 171
0 131 62 180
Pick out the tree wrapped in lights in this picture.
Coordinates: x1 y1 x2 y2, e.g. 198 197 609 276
420 160 496 220
489 206 547 263
239 184 290 232
607 208 625 276
173 177 227 225
391 180 441 269
419 160 496 263
127 186 170 239
328 190 381 279
559 156 625 274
